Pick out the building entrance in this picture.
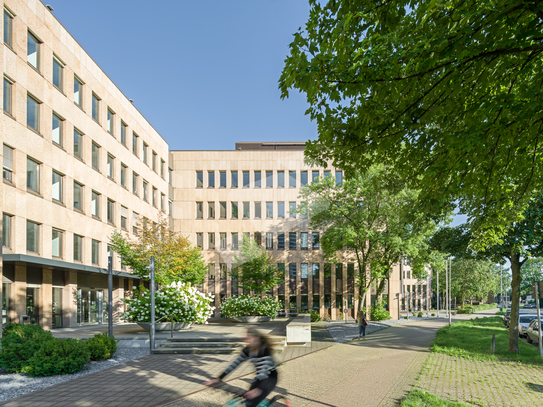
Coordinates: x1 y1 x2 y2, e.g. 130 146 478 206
77 289 104 325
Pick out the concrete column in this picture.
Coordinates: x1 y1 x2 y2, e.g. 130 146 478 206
319 262 324 318
113 277 124 322
296 263 301 310
331 263 336 320
388 264 401 320
11 264 26 322
307 263 313 312
41 267 53 329
63 270 78 327
284 263 290 311
342 263 347 316
214 264 220 311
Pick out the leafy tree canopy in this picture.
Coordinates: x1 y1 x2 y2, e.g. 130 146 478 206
280 0 543 247
450 259 501 305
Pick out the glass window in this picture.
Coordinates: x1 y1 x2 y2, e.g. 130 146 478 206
3 144 13 182
132 172 138 195
73 181 83 210
301 232 308 250
266 202 273 218
289 171 296 187
27 32 40 70
266 232 273 250
336 171 343 186
255 202 261 219
152 152 157 172
142 143 148 164
161 160 165 179
196 202 203 219
289 232 297 250
196 171 203 187
313 295 320 310
2 213 12 248
52 113 63 145
289 202 296 218
3 77 12 115
208 263 215 280
208 202 215 218
312 232 320 249
220 263 228 279
243 202 250 218
53 58 63 90
74 76 83 106
91 93 100 122
266 171 273 187
278 233 285 250
324 170 331 179
121 206 128 229
196 233 203 248
208 171 215 187
208 233 215 250
132 133 138 156
347 263 355 278
52 171 63 202
152 187 157 207
132 212 139 234
277 171 284 188
4 9 13 47
301 171 308 187
73 129 83 159
312 263 320 278
91 239 99 264
278 202 285 218
107 109 114 134
231 171 238 188
107 199 115 224
27 157 39 193
243 171 250 188
220 233 227 250
142 180 148 201
169 199 173 216
90 191 101 218
255 171 261 188
301 263 308 278
121 121 127 145
231 202 238 219
91 143 100 170
220 201 226 219
168 167 173 185
220 171 226 187
324 294 331 309
161 193 165 211
289 263 297 278
27 95 40 131
255 232 262 246
324 263 332 279
120 164 127 187
312 170 319 183
26 220 39 253
232 233 238 250
336 263 343 278
52 229 62 258
107 154 114 179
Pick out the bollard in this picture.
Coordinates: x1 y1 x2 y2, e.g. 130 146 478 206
491 334 496 354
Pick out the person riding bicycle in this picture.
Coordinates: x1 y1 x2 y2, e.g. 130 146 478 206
203 328 278 406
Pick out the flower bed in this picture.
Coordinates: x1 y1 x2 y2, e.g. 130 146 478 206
121 282 214 324
220 295 282 318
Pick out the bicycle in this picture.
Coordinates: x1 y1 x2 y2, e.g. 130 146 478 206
210 382 291 407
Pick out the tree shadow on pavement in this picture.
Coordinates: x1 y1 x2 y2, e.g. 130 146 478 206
526 382 543 393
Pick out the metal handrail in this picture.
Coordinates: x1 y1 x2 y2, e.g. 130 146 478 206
148 314 177 344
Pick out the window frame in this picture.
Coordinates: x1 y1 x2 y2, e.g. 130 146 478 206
107 199 115 225
120 163 127 187
26 157 40 193
3 76 13 115
107 154 115 180
107 108 115 135
52 56 64 92
73 128 83 159
4 8 14 48
52 170 63 203
91 239 100 265
27 31 41 71
91 190 100 218
73 181 83 211
2 213 12 249
26 220 40 253
26 94 40 132
73 76 83 107
52 113 63 146
91 142 100 171
52 228 63 258
3 144 14 182
91 93 100 122
120 121 127 145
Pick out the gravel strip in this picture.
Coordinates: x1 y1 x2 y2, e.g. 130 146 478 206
0 348 150 403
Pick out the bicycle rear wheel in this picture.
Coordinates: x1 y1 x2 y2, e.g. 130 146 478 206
268 395 291 407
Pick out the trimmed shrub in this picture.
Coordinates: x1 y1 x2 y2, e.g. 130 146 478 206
370 302 391 321
0 323 54 373
85 332 118 361
417 311 424 318
310 310 321 322
25 338 90 377
220 295 281 318
431 313 436 316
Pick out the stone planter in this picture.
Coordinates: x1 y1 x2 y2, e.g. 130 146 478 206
137 322 192 331
232 316 271 323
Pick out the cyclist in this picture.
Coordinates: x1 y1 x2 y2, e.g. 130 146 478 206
203 328 278 406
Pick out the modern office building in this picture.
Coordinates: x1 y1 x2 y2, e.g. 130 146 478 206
1 0 431 331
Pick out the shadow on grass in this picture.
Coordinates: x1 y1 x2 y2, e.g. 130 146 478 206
526 382 543 393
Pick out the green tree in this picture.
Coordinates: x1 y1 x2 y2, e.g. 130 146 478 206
280 0 543 246
232 235 284 295
299 165 444 310
109 215 206 286
450 259 500 306
520 258 543 298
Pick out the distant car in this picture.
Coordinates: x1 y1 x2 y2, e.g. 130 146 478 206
526 319 543 345
518 315 538 337
505 311 531 328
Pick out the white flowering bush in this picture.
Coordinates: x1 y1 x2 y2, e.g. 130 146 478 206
121 282 215 324
220 295 281 318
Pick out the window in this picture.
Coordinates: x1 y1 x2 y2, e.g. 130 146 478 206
220 201 226 219
243 171 250 188
254 232 262 246
121 206 128 229
301 232 308 250
266 233 273 250
152 187 157 207
232 233 238 250
132 133 138 156
151 152 157 172
243 202 250 219
196 233 203 248
120 163 127 187
52 57 63 91
196 171 203 187
132 212 138 234
289 264 297 278
3 76 12 115
169 199 173 216
168 168 173 185
142 143 148 164
51 113 63 146
161 193 165 211
324 170 331 179
91 143 100 170
4 9 13 47
91 93 100 122
52 171 63 202
208 202 215 219
255 171 261 188
277 171 284 188
278 202 285 218
208 263 215 280
312 170 319 183
289 202 296 218
278 233 285 250
91 240 99 264
231 202 238 219
74 76 83 107
107 109 114 134
312 232 320 249
220 263 228 279
161 159 165 179
231 171 238 188
208 171 215 187
73 182 83 210
289 171 296 187
142 180 148 201
220 171 226 187
301 263 308 278
312 263 320 278
91 191 100 218
27 94 40 131
301 171 308 187
347 263 355 278
196 202 203 219
132 172 138 195
26 220 39 253
2 213 12 248
3 144 13 182
107 199 115 224
73 129 83 159
27 157 40 193
107 154 114 179
336 263 343 278
208 233 215 250
121 121 127 145
27 32 40 70
324 263 332 279
73 235 83 261
336 171 343 186
220 233 227 250
289 232 297 250
52 229 63 258
266 202 273 218
266 171 273 187
254 202 261 219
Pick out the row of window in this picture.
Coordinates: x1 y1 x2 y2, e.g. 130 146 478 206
196 231 320 251
196 170 342 188
206 262 356 280
196 201 306 220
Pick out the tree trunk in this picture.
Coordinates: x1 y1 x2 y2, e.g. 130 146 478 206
375 277 387 300
508 252 522 353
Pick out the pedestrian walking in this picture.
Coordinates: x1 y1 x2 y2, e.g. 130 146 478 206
357 310 368 340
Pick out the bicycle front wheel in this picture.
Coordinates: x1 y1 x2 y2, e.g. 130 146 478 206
268 395 291 407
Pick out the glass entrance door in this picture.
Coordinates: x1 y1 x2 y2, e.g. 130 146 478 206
77 289 104 325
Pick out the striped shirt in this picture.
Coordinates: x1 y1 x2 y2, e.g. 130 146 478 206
219 346 276 381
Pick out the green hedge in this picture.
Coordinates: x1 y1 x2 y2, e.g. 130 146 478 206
457 303 497 314
86 332 118 361
25 338 90 377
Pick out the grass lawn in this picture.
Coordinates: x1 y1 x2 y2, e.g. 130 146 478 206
401 390 470 406
432 316 543 364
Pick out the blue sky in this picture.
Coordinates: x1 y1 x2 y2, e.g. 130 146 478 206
50 1 315 151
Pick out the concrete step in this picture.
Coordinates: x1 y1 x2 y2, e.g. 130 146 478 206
166 336 285 344
152 347 242 355
160 341 244 348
